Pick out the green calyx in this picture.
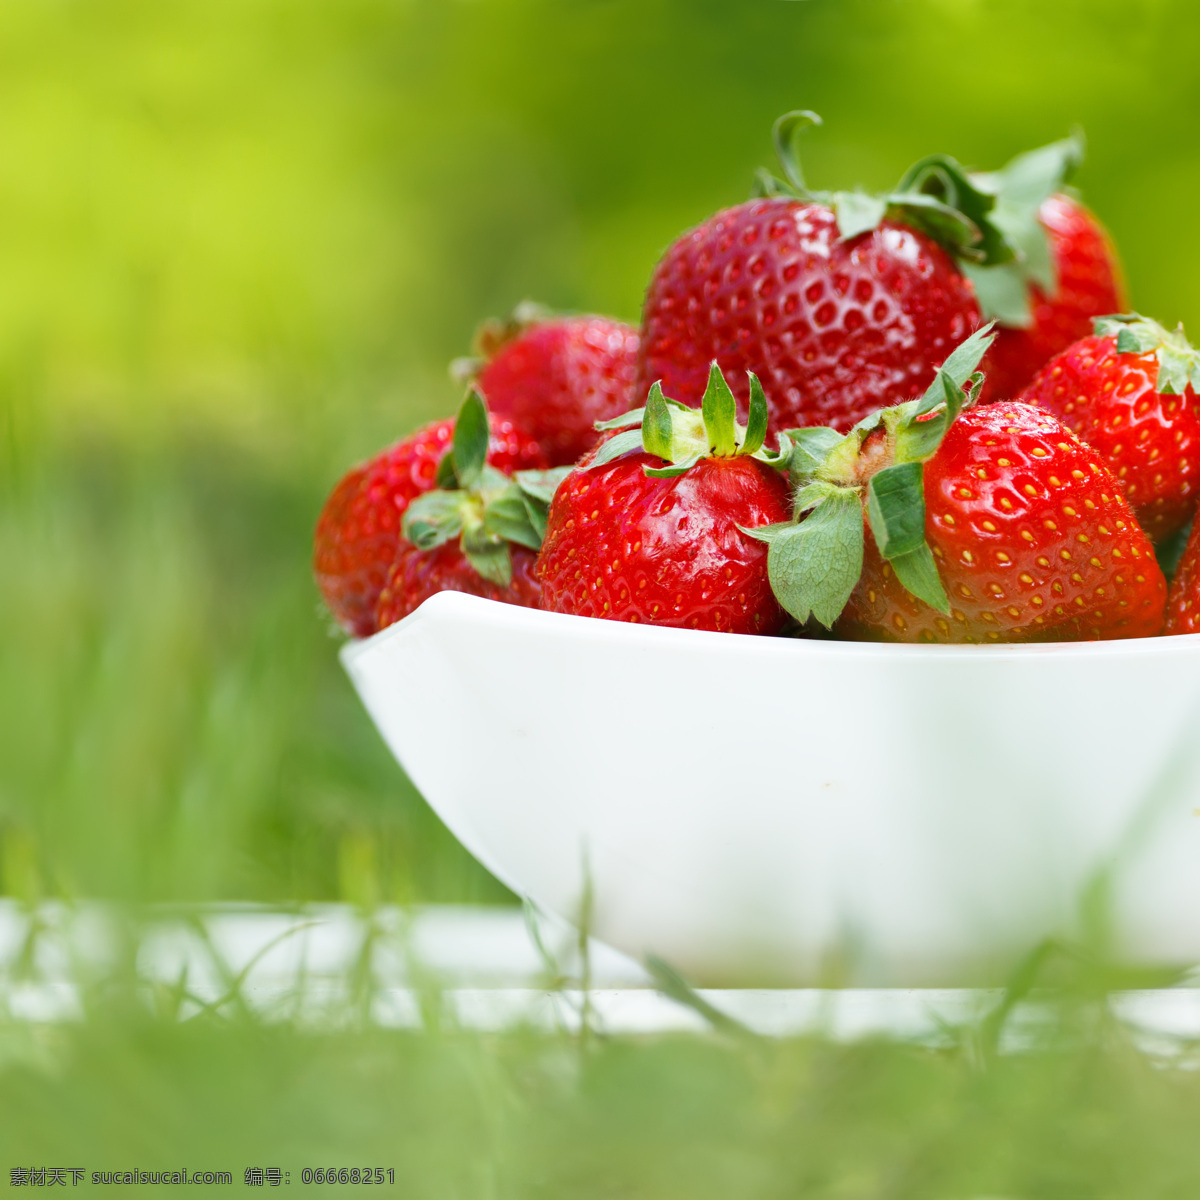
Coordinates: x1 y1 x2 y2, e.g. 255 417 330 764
585 362 779 479
744 324 996 627
449 299 555 385
755 111 1086 328
962 131 1085 327
402 389 571 587
1095 313 1200 396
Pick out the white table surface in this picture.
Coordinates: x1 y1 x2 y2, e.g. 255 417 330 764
1 901 1198 1053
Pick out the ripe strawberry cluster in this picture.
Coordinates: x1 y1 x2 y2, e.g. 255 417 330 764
314 114 1200 644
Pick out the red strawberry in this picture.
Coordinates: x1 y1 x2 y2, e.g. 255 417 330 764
537 366 791 633
376 541 542 629
1019 315 1200 542
633 111 1053 435
980 195 1125 401
1165 520 1200 635
637 199 980 434
374 392 571 631
750 326 1166 643
313 403 544 637
956 135 1124 401
460 307 640 467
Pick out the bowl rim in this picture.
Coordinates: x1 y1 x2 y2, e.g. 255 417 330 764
340 591 1200 667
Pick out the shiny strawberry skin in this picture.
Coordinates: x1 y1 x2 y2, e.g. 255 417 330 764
981 194 1125 402
313 417 545 637
537 453 791 634
375 541 542 629
1019 334 1200 542
477 317 640 467
1165 519 1200 635
636 198 980 433
837 402 1166 643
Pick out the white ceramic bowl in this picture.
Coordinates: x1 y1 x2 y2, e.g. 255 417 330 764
342 592 1200 986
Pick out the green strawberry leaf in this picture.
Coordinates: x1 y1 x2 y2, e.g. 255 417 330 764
992 208 1056 294
743 374 769 457
701 362 738 457
962 263 1034 329
401 402 567 590
892 155 1010 265
401 490 467 550
1093 313 1148 343
791 479 837 515
1158 347 1192 396
751 115 1087 322
435 450 459 489
1095 313 1200 396
452 388 490 490
965 371 985 406
919 321 997 409
771 109 822 197
461 534 513 588
766 487 864 628
894 324 996 462
643 451 703 479
509 467 572 544
888 542 950 615
1116 325 1153 355
986 194 1056 295
738 520 795 545
964 132 1084 320
895 411 944 466
590 369 787 480
482 487 542 552
643 381 676 461
586 428 645 470
752 440 793 472
866 462 927 560
751 168 794 199
594 407 646 432
896 371 962 463
514 467 572 506
522 493 548 543
784 426 848 484
833 191 888 241
979 131 1084 211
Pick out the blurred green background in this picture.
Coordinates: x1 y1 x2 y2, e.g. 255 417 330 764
8 3 1200 1191
5 0 1200 909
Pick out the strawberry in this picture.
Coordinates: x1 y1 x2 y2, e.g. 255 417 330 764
313 400 545 637
456 305 640 467
1165 519 1200 635
964 136 1125 401
749 326 1166 643
537 365 791 633
637 112 993 434
1019 315 1200 542
980 195 1124 401
375 392 571 630
376 540 543 629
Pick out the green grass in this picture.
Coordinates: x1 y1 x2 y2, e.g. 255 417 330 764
0 419 509 906
3 986 1200 1196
